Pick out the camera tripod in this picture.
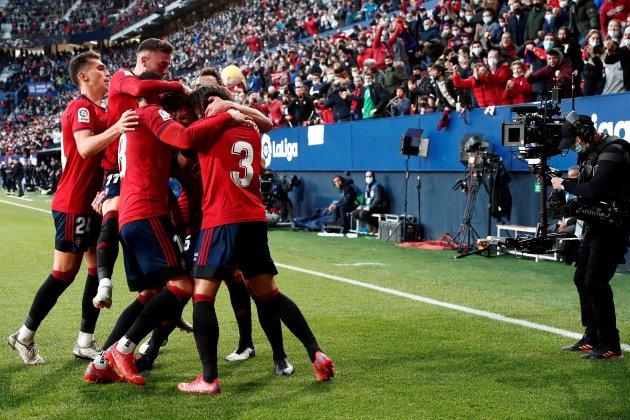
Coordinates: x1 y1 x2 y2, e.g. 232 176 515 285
452 159 497 259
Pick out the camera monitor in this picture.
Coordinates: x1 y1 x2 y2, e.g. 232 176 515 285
502 123 525 147
400 128 425 156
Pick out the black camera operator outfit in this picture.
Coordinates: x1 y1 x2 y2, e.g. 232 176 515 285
558 131 630 359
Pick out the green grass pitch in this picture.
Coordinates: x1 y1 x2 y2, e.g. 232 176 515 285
1 195 630 419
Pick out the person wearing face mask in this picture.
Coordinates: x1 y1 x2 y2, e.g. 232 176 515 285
556 26 585 76
471 48 511 105
581 29 605 96
600 0 630 38
567 0 600 40
383 56 409 97
507 0 529 46
603 26 630 91
420 19 439 42
542 7 560 35
550 113 630 360
479 9 502 48
524 0 546 42
351 171 389 234
605 18 623 41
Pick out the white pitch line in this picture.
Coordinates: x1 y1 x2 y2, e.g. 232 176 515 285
0 199 49 214
276 262 630 352
1 199 626 352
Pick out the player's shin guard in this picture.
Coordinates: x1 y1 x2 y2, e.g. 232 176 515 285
24 270 77 332
125 287 190 346
96 211 119 282
81 268 100 333
102 297 148 351
225 278 253 349
262 290 322 363
193 294 219 383
253 297 286 360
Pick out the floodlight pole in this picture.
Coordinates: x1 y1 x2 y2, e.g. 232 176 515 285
402 154 410 242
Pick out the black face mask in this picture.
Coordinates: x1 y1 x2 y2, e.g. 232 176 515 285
514 8 522 14
558 37 568 44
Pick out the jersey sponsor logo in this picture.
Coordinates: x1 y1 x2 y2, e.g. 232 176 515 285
78 108 90 123
159 109 172 121
261 133 298 166
591 113 630 139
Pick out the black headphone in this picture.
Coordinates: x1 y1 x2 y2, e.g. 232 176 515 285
565 111 594 143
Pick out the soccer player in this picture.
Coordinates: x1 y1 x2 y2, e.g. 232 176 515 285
135 93 294 376
93 38 189 310
85 73 255 385
7 51 138 364
178 85 334 394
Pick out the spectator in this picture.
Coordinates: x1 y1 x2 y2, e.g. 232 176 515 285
524 0 546 42
568 0 600 41
506 0 529 46
582 29 606 96
351 75 365 120
323 85 353 122
287 85 316 126
474 48 512 106
382 56 408 97
408 65 434 111
557 26 585 76
478 8 503 48
429 63 458 111
358 72 389 119
498 32 517 62
542 7 560 36
526 48 575 98
351 171 389 234
600 0 630 38
502 60 533 104
605 19 623 43
603 26 630 91
388 87 411 116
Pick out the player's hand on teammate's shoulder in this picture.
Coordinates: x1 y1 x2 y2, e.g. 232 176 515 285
226 109 258 131
205 96 234 118
113 109 139 135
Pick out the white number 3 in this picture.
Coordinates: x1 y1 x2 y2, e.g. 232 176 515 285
230 141 254 188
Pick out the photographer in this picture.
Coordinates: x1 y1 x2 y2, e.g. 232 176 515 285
551 113 630 359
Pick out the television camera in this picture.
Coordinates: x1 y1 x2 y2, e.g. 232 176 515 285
260 171 300 222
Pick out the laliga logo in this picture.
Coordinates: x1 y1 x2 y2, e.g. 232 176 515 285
592 113 630 139
261 134 299 167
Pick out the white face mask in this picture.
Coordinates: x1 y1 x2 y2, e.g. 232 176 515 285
488 58 498 68
559 0 568 6
466 15 473 22
623 39 630 48
589 39 599 47
452 30 460 36
423 24 430 30
544 14 554 22
365 177 374 184
472 47 483 56
609 30 620 39
483 16 492 24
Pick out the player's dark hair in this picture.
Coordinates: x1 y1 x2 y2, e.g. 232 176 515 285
189 85 234 118
137 38 174 54
68 50 101 87
197 67 224 86
136 71 163 101
160 92 190 114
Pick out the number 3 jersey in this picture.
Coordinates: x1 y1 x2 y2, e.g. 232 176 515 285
197 125 267 229
52 95 107 214
119 104 233 228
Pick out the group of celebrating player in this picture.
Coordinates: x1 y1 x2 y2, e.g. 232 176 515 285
7 38 334 394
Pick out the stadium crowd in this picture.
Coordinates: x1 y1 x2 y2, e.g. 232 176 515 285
2 0 630 157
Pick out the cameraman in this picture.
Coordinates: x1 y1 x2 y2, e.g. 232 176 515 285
551 113 630 360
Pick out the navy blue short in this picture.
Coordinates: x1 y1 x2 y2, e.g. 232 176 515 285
193 222 278 281
102 169 121 201
182 231 200 273
53 211 101 253
120 215 188 292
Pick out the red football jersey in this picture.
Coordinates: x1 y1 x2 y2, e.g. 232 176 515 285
171 155 203 234
52 95 107 214
197 125 267 229
103 68 183 171
119 105 232 227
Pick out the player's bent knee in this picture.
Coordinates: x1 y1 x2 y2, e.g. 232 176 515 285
52 268 80 283
167 284 192 302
